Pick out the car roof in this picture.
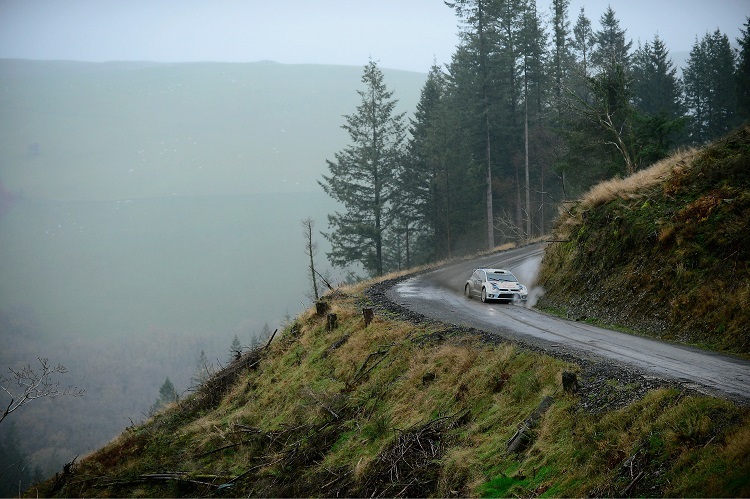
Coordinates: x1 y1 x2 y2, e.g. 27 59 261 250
475 268 512 273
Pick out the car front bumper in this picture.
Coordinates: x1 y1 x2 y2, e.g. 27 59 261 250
486 291 527 301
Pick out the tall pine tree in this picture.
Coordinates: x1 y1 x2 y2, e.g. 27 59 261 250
447 0 500 249
684 29 737 144
631 35 686 165
519 0 548 238
737 17 750 123
591 6 632 73
401 63 447 264
319 60 406 276
571 7 594 79
550 0 574 118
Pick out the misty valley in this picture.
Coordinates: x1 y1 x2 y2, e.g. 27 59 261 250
0 59 423 477
0 192 337 473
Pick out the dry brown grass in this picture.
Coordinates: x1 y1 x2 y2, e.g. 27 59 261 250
554 148 698 240
579 148 697 209
389 344 480 426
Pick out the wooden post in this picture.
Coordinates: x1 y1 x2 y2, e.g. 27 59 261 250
562 371 579 394
326 313 338 331
363 307 374 327
316 300 329 316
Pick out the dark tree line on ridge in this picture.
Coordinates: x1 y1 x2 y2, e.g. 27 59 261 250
320 0 750 277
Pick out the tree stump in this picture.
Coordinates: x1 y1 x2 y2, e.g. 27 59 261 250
562 371 579 394
326 313 338 331
363 307 374 327
316 300 329 316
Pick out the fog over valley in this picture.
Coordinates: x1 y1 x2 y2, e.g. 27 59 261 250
0 60 424 473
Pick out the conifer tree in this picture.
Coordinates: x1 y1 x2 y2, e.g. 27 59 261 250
191 350 210 387
684 30 737 143
631 35 686 164
230 335 242 358
737 18 750 123
550 0 574 114
319 60 406 276
519 1 548 238
402 63 447 263
446 0 499 249
570 7 637 174
571 7 594 79
149 377 178 415
591 6 632 73
632 36 683 117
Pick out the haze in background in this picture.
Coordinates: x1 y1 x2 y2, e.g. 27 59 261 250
0 60 424 476
0 1 747 73
0 0 747 480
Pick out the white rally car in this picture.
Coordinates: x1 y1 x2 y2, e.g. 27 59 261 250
464 268 528 303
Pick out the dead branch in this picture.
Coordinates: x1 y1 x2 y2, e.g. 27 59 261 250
222 457 285 486
493 208 527 243
193 441 245 459
351 346 392 384
1 358 84 425
364 412 465 497
264 329 278 349
315 268 335 291
97 472 225 489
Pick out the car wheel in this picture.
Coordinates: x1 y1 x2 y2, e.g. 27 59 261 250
481 288 487 303
464 284 471 299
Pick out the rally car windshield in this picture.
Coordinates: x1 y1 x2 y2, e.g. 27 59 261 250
487 273 517 282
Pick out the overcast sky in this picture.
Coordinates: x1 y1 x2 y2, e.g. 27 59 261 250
0 0 747 73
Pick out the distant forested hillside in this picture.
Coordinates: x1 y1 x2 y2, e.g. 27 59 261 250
0 59 424 200
0 59 425 479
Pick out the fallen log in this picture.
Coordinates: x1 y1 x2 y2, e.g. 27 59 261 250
506 396 554 453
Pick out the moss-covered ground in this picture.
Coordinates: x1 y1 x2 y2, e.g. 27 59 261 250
539 125 750 356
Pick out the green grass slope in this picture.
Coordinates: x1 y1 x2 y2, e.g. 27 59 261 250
29 279 750 497
538 125 750 356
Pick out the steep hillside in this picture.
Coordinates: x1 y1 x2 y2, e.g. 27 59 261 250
538 125 750 356
29 277 750 497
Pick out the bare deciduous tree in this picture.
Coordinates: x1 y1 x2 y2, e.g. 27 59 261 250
1 358 84 425
302 217 320 301
494 208 527 244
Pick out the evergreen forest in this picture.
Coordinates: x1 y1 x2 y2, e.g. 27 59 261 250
321 1 750 276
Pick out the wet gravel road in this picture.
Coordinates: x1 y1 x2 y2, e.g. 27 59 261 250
385 243 750 404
